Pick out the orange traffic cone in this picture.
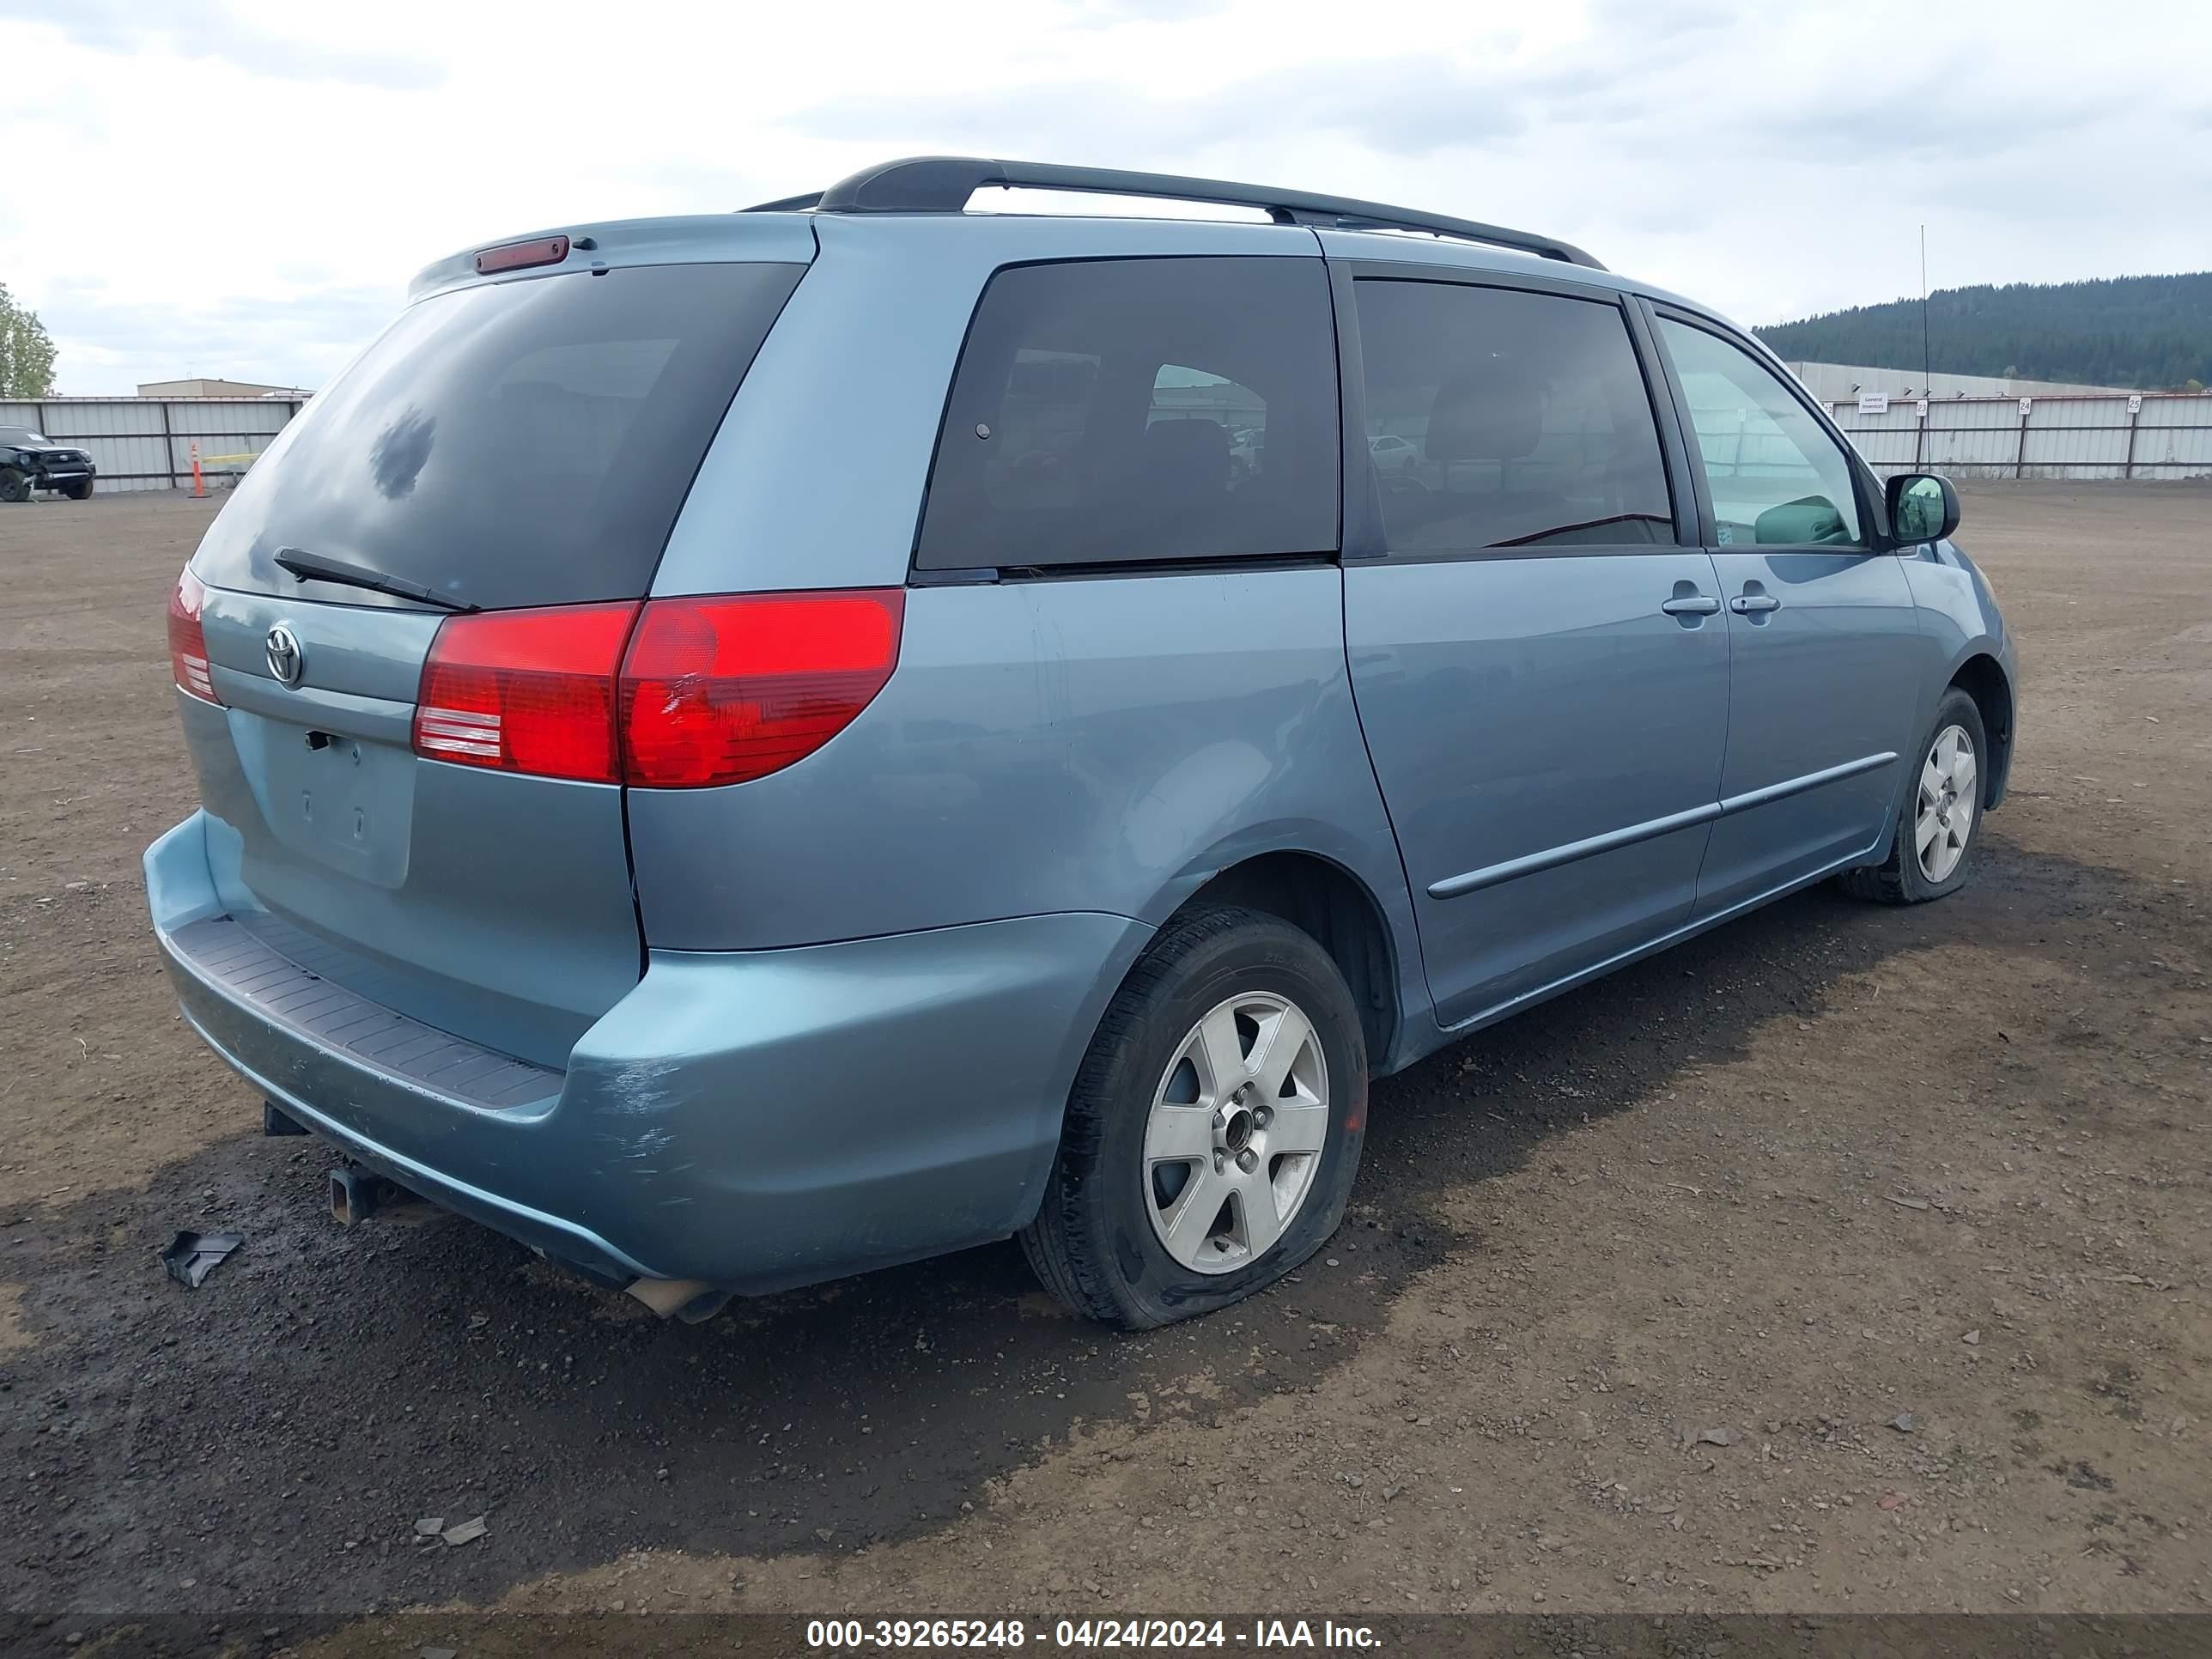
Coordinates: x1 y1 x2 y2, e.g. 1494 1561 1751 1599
190 442 204 499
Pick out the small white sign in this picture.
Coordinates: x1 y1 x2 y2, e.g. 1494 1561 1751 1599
1916 398 1929 417
2019 398 2034 415
1856 393 1890 415
2128 393 2143 414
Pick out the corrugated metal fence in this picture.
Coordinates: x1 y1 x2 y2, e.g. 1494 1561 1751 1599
0 396 301 494
1827 391 2212 482
10 388 2208 495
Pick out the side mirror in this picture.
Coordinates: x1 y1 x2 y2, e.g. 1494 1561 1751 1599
1887 472 1960 544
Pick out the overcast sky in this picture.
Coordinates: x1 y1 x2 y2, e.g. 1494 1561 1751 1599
9 0 2209 395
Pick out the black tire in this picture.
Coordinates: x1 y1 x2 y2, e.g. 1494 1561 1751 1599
1020 906 1368 1328
1840 686 1989 904
62 479 93 501
0 468 30 504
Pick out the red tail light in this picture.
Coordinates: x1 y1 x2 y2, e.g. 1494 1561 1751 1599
410 589 904 788
621 590 906 787
167 568 223 706
413 603 639 784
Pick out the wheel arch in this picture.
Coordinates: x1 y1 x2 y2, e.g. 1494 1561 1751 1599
1948 650 2014 808
1163 849 1404 1075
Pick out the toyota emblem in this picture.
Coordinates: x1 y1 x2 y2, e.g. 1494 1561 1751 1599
265 624 305 688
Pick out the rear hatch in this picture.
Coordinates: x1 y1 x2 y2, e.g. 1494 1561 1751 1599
174 249 808 1067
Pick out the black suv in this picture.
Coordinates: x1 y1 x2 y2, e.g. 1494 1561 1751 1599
0 428 96 501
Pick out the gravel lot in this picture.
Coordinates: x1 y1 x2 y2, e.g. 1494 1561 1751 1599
1 483 2207 1632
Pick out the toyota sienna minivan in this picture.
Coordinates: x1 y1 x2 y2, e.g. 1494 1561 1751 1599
147 157 2015 1327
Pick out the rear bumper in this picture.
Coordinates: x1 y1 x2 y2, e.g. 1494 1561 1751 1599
147 811 1150 1293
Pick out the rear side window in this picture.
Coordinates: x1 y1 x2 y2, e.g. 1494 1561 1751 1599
192 262 805 611
915 257 1338 570
1353 280 1675 553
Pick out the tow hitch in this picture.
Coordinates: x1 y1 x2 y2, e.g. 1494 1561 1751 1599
328 1164 413 1226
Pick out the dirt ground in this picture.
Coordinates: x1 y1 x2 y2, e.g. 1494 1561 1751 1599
1 483 2208 1636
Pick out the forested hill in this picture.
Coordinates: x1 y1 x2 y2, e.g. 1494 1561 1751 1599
1756 272 2211 391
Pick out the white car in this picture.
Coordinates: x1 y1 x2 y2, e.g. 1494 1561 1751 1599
1368 433 1421 474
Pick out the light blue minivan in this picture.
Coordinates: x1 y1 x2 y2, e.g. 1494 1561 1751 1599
148 158 2014 1327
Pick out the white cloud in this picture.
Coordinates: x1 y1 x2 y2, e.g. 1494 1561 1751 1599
42 0 445 89
4 0 2206 392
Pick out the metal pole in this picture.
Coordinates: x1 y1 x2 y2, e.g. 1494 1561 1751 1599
2122 400 2141 482
1913 407 1925 471
2015 401 2030 480
159 399 176 490
1920 226 1931 392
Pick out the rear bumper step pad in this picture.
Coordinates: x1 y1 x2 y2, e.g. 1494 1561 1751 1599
167 915 557 1110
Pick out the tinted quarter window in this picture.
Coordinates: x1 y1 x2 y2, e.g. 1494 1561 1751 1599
190 262 805 610
916 257 1337 570
1656 318 1863 547
1352 280 1674 554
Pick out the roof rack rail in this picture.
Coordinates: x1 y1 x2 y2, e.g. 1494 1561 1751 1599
739 155 1603 271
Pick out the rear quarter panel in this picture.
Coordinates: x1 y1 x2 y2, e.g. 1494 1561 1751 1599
626 567 1428 1036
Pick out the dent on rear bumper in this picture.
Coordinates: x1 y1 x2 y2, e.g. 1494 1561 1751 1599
147 811 1152 1293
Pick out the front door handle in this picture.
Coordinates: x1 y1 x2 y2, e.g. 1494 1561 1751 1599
1661 593 1722 616
1730 592 1782 614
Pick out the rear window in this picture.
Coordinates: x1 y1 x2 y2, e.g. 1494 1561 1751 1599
915 257 1338 570
192 262 805 611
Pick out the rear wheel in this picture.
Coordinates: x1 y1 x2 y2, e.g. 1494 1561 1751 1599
1020 905 1366 1328
0 467 30 504
1841 687 1988 904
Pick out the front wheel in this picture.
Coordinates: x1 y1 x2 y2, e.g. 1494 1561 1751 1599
1842 686 1989 903
61 479 93 501
1020 906 1367 1328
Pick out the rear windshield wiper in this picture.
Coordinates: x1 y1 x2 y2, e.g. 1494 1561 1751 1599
273 548 478 613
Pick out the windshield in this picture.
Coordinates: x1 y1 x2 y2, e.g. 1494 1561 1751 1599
1 428 51 447
190 261 806 611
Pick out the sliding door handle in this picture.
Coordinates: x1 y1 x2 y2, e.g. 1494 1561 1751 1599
1730 592 1782 614
1661 594 1722 616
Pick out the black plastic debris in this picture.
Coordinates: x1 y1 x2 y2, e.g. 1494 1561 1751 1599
159 1231 243 1289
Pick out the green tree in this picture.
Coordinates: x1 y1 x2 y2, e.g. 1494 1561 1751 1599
1757 272 2212 391
0 283 59 399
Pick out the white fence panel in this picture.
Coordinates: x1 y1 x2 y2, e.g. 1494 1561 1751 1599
15 386 2209 495
1830 391 2212 482
1 396 303 493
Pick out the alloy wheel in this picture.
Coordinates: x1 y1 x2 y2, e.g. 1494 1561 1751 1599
1143 991 1328 1274
1916 722 1978 883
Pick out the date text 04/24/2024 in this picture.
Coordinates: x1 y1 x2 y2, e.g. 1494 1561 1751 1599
805 1618 1382 1649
